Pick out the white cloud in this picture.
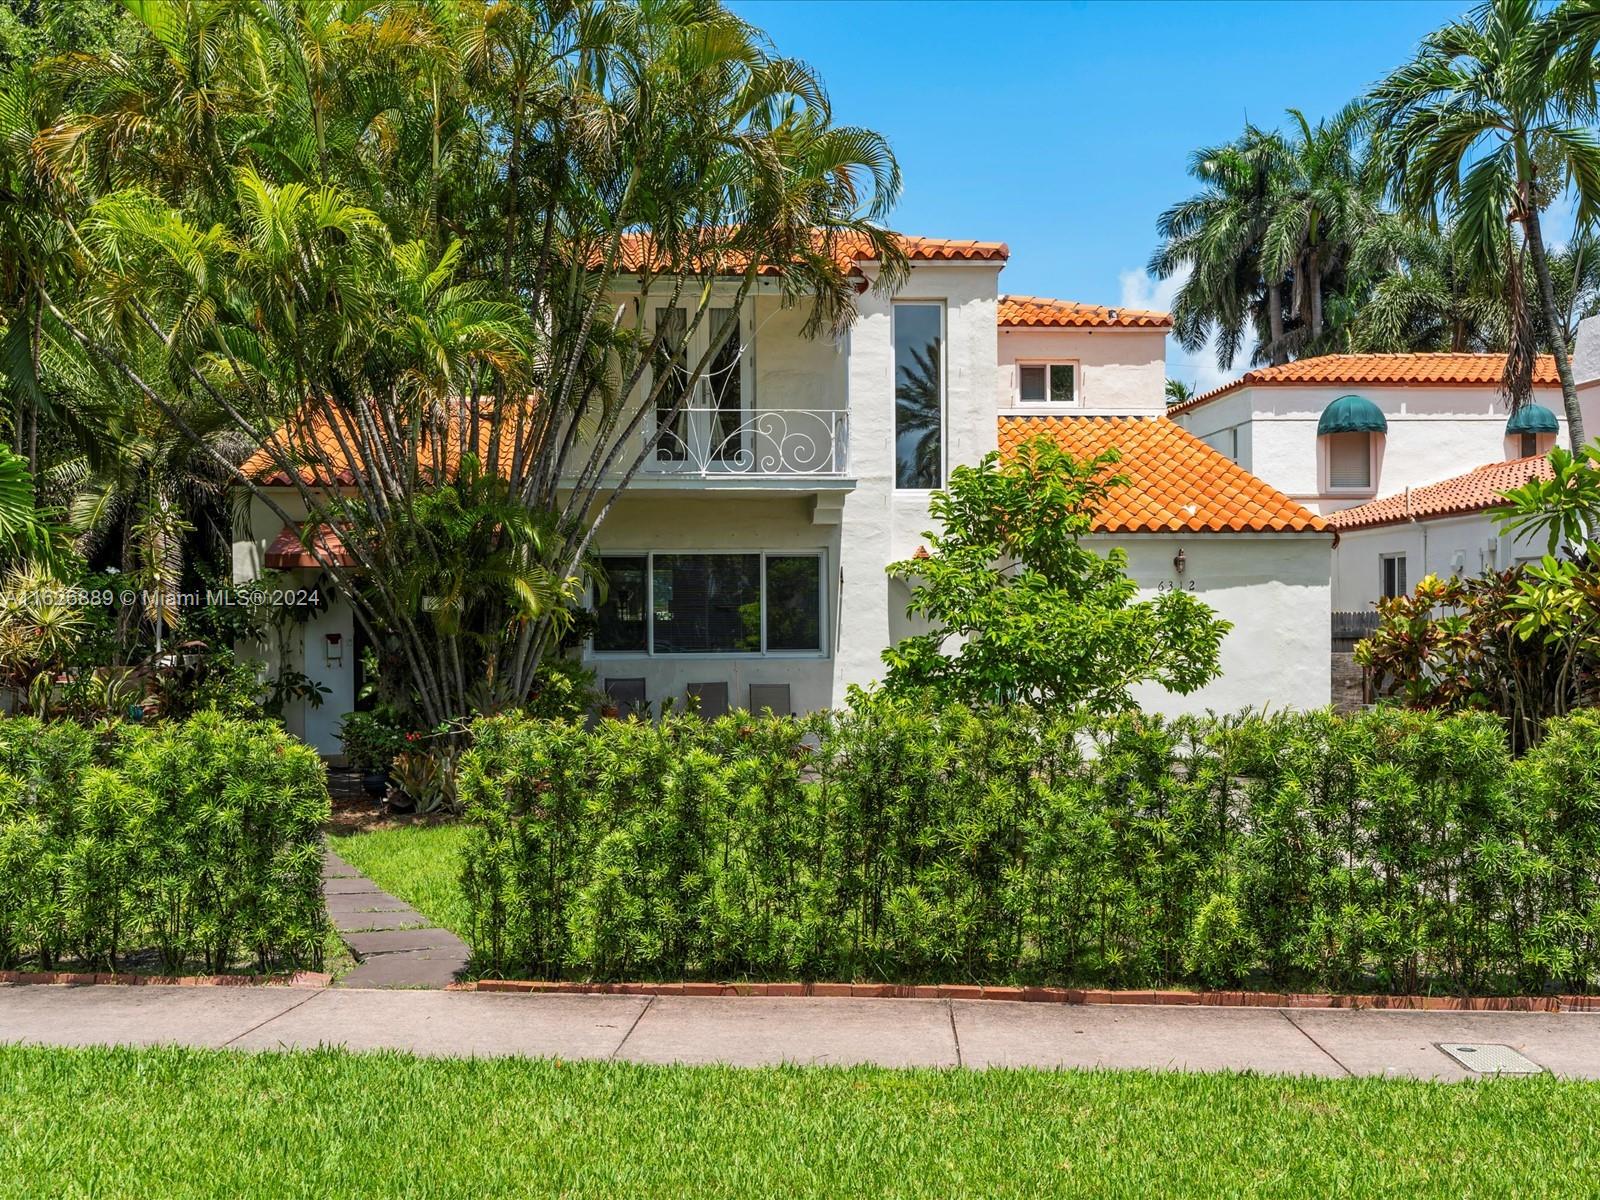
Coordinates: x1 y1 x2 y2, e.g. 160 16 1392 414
1118 266 1250 396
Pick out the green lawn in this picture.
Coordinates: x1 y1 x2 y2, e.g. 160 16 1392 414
328 822 472 938
0 1044 1595 1197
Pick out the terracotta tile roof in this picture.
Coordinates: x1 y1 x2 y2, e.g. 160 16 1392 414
1326 456 1553 531
997 415 1328 534
1169 353 1560 415
241 403 517 486
998 295 1172 329
611 232 1008 277
264 522 356 568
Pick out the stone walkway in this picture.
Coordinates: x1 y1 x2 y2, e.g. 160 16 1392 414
4 985 1600 1077
323 850 470 988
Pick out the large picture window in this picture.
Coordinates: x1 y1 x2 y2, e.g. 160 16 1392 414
593 552 825 655
894 302 943 489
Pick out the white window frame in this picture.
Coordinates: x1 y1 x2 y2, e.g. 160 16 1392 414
589 549 829 659
645 301 755 468
892 300 947 492
1323 430 1380 495
1380 552 1408 600
1015 359 1081 408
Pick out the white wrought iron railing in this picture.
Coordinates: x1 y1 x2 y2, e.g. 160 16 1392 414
645 407 849 477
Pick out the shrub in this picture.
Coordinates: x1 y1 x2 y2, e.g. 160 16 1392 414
0 712 329 972
460 700 1600 994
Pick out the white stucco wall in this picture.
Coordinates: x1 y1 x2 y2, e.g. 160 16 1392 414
233 491 356 755
1174 383 1572 514
995 327 1168 414
831 262 1003 699
1111 533 1333 716
1330 514 1548 611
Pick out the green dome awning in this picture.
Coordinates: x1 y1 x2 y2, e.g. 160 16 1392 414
1506 403 1559 434
1317 394 1388 435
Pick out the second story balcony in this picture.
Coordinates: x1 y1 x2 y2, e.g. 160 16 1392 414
641 406 850 483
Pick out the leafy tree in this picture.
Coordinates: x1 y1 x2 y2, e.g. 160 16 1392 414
882 436 1231 712
10 0 905 727
1372 0 1600 445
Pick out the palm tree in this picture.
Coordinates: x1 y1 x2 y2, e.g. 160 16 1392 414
1260 102 1382 355
1372 0 1600 447
1348 216 1510 352
1150 128 1292 369
1164 379 1197 405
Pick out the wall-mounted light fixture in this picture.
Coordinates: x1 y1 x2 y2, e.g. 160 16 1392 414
324 632 343 668
1173 547 1187 575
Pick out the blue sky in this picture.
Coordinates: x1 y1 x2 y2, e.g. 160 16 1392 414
728 0 1467 390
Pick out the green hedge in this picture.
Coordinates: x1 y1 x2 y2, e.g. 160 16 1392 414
0 712 330 973
460 701 1600 994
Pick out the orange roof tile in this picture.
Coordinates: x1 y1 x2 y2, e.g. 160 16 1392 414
241 402 518 486
997 415 1328 534
998 295 1172 329
611 232 1008 277
1326 456 1553 531
1170 353 1560 415
264 522 357 568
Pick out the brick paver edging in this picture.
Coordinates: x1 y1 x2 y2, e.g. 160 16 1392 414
473 979 1600 1012
0 969 330 988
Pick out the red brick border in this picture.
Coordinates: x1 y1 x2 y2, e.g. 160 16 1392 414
471 979 1600 1012
0 969 330 988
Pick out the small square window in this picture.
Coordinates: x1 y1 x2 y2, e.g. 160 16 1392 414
1017 362 1078 405
1519 431 1539 458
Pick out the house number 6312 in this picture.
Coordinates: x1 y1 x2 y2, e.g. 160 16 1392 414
1158 579 1198 592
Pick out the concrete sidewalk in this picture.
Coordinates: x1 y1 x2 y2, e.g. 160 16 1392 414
4 984 1600 1079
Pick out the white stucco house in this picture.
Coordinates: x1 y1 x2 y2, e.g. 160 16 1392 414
236 236 1333 754
1167 352 1597 611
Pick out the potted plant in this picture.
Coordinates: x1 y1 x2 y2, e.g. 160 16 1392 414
337 710 406 797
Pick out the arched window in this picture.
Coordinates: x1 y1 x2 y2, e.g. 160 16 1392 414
1318 395 1386 491
1505 404 1558 459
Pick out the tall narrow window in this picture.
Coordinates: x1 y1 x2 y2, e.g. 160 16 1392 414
1326 431 1371 489
894 303 943 488
653 307 688 461
1381 553 1408 600
707 307 743 463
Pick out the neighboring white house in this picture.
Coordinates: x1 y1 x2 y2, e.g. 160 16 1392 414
236 238 1333 754
1166 352 1599 612
1324 456 1553 610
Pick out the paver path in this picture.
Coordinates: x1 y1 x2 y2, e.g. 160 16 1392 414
4 986 1600 1077
322 849 469 988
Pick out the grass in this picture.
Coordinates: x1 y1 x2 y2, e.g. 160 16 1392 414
0 1044 1596 1196
328 822 472 938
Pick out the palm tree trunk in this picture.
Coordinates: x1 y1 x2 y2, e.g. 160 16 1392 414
1267 281 1287 364
1524 205 1586 450
1309 251 1323 344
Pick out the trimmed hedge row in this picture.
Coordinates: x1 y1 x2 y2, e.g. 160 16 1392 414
460 701 1600 994
0 712 330 973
